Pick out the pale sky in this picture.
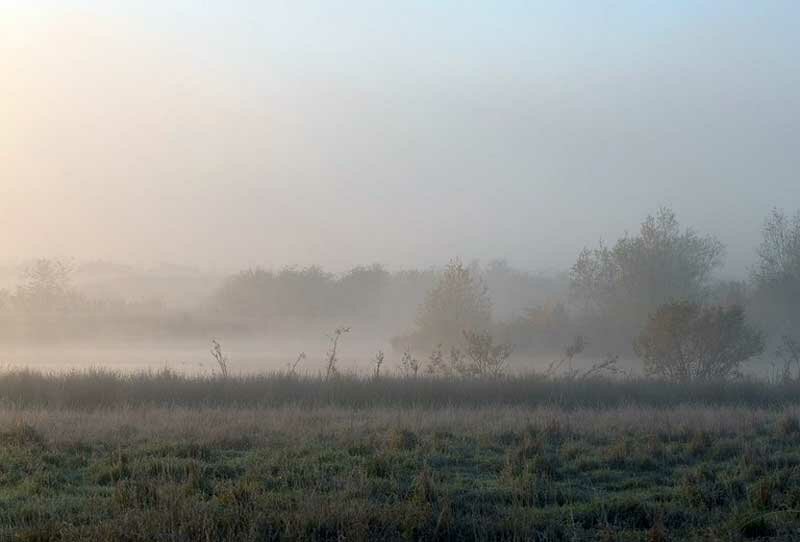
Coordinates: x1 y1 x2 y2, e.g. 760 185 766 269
1 1 798 274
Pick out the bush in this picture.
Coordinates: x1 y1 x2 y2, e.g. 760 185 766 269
424 332 513 378
461 330 513 378
634 301 764 382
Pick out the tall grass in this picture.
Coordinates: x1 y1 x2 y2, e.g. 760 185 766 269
0 367 798 409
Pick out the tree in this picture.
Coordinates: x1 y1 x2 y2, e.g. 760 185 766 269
337 264 389 320
776 335 800 383
570 208 724 325
15 259 75 312
751 208 800 329
413 259 492 348
633 301 764 382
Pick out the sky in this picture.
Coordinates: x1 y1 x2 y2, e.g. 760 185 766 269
1 1 798 275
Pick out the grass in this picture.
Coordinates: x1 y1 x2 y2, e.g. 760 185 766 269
1 370 800 540
0 404 799 540
1 367 800 409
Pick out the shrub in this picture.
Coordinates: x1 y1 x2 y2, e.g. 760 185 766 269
461 330 513 378
422 333 513 378
634 301 764 382
398 349 421 377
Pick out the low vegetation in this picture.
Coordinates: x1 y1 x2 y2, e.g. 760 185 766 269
1 207 797 361
0 366 800 410
634 301 765 382
2 403 800 540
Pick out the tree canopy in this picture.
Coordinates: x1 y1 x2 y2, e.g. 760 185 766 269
570 208 724 326
413 259 492 348
752 208 800 329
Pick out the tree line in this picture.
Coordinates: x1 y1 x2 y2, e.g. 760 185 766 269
0 207 797 382
399 207 799 382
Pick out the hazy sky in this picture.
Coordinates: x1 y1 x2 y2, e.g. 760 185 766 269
1 1 798 275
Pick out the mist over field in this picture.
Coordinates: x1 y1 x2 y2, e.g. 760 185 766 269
3 3 800 539
2 3 799 376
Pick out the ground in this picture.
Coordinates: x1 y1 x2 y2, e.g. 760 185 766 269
1 405 799 541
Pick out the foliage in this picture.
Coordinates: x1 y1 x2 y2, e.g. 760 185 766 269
212 264 430 331
776 335 800 383
14 258 78 312
398 349 421 378
422 332 513 378
214 265 337 323
494 302 571 352
570 208 724 325
753 208 800 286
634 301 765 382
407 259 492 349
461 330 513 378
751 208 800 329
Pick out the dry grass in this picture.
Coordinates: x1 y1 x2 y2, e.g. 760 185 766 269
2 369 800 540
2 402 800 540
1 366 799 409
0 403 793 446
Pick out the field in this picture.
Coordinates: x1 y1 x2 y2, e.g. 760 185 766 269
0 371 799 541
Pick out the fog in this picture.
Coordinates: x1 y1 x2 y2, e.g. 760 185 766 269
3 2 799 272
1 2 799 375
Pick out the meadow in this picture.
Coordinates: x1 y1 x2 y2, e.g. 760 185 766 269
1 370 800 541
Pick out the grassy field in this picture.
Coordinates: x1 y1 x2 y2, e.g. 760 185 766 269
2 394 800 541
1 370 799 540
1 368 800 409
